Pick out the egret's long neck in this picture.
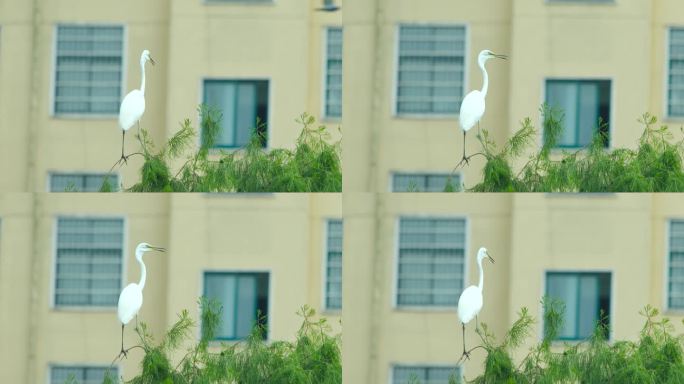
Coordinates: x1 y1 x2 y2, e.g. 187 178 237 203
480 60 489 98
477 257 484 292
139 60 146 96
137 254 147 290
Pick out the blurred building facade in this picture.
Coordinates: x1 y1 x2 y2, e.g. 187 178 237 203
0 0 342 192
0 193 342 383
344 0 684 192
343 194 684 383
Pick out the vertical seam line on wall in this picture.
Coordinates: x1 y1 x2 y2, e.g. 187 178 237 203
26 0 42 192
366 0 385 191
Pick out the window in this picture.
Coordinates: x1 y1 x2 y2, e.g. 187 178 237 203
396 218 465 307
54 217 124 307
50 172 119 192
204 272 269 340
50 366 117 384
668 220 684 309
203 80 268 148
325 219 343 310
545 80 611 148
396 25 466 115
669 28 684 117
54 25 123 115
545 272 611 340
392 173 460 192
324 27 343 118
392 365 459 384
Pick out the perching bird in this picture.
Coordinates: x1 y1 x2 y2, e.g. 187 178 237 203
457 247 494 360
117 50 155 165
457 50 507 166
117 242 165 358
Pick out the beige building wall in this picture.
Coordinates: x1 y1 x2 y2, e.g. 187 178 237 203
0 0 341 192
0 193 341 383
508 0 653 155
0 1 34 192
344 193 684 383
344 193 513 383
344 0 512 192
344 0 684 192
0 194 34 383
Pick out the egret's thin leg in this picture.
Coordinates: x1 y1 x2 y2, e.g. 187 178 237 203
461 323 470 360
463 131 467 162
454 130 470 171
120 130 127 164
120 324 127 358
476 315 479 332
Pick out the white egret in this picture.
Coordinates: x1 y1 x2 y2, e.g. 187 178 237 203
117 50 155 164
457 247 494 360
117 242 165 358
458 50 507 166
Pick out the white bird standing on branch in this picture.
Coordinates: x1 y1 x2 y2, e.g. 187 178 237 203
117 49 155 165
457 50 507 167
457 247 494 360
117 242 165 358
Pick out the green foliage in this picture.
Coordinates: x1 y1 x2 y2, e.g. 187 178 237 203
469 106 684 192
93 300 340 384
476 303 684 383
404 301 684 384
110 107 341 192
221 306 342 384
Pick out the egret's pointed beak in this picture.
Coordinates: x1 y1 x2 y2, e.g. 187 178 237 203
149 245 165 252
487 252 495 264
149 57 156 66
493 53 508 60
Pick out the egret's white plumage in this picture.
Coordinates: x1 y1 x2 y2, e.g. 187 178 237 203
458 91 485 134
118 90 146 133
117 278 144 325
457 50 507 166
457 247 494 360
116 242 165 357
117 50 155 164
457 285 483 325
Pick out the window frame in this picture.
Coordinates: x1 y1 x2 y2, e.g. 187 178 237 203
50 215 128 311
389 363 461 384
322 26 343 121
665 219 684 313
48 363 120 384
200 77 272 150
542 77 613 149
47 171 120 192
542 270 614 342
392 215 470 311
392 23 470 120
201 269 272 341
666 27 684 121
389 171 462 192
50 23 128 119
322 218 343 312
